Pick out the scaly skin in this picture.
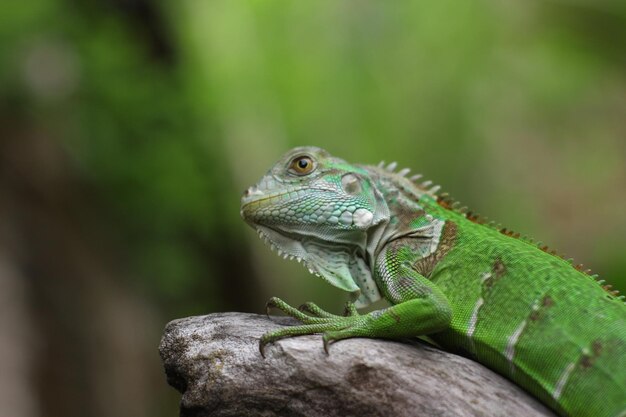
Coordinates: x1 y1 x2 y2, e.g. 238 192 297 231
240 146 626 417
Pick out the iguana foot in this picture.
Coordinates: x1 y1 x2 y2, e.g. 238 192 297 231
261 297 368 357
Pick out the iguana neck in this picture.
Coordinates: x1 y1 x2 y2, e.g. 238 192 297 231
364 165 443 263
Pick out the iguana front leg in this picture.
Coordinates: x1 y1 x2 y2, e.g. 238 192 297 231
260 249 452 356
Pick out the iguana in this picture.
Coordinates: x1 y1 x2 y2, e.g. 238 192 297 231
240 146 626 417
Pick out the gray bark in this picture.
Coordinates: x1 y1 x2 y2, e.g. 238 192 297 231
159 312 556 417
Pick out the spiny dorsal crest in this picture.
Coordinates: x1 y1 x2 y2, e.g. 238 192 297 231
377 159 623 303
378 160 441 196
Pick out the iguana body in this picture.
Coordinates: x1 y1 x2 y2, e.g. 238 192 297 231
240 146 626 417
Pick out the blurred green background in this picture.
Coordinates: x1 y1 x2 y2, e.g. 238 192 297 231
1 1 625 416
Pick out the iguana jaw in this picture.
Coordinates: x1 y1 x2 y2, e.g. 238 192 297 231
252 225 361 294
252 225 308 263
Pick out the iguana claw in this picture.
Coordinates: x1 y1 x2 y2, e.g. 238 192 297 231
259 339 267 358
265 296 281 319
322 333 333 354
343 301 359 317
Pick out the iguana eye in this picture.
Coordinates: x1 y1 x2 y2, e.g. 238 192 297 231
289 156 315 175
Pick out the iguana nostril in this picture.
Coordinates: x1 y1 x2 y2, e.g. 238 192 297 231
243 186 265 199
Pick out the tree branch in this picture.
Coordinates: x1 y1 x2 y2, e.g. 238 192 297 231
160 313 555 417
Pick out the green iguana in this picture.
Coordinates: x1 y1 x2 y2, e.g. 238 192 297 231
240 146 626 417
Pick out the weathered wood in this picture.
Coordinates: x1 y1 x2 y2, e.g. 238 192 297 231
160 313 556 417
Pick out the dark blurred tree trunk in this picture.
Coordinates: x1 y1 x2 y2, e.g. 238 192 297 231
0 124 166 417
0 213 38 417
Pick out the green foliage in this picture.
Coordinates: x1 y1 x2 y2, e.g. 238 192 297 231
2 0 625 316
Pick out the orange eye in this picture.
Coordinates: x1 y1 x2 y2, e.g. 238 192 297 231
290 156 314 175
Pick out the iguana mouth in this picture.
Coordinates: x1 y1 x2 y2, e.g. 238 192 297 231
241 185 337 213
241 188 289 205
240 186 306 223
242 184 328 205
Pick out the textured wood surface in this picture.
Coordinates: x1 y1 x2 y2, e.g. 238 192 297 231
160 313 556 417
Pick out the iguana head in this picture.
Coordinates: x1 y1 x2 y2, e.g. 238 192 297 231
241 146 389 303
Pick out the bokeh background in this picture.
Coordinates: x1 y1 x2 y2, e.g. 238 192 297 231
1 1 625 416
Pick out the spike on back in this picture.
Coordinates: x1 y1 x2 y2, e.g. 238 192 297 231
400 170 440 197
397 168 411 177
380 162 441 197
